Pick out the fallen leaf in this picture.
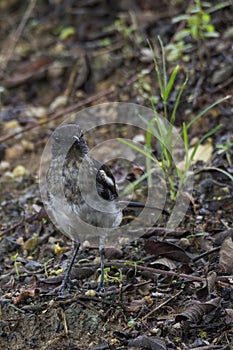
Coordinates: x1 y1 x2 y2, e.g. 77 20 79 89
144 239 191 263
175 297 221 323
128 335 167 350
219 238 233 273
189 140 213 164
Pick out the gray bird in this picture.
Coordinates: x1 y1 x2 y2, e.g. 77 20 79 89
46 124 123 292
45 123 166 293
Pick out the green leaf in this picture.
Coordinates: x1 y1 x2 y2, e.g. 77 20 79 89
172 14 190 23
186 96 230 130
122 168 158 195
147 39 163 97
207 1 231 13
202 13 210 23
164 65 180 101
170 77 188 126
174 29 191 41
204 31 219 38
182 122 189 154
59 27 75 40
117 138 159 164
196 167 233 182
143 82 151 92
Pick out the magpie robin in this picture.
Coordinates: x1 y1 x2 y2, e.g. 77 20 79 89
46 124 163 293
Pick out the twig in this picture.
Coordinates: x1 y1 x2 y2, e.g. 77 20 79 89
193 75 205 107
207 75 233 93
0 86 115 144
142 289 183 320
61 308 69 335
0 213 37 237
104 261 233 288
1 0 37 70
192 246 220 262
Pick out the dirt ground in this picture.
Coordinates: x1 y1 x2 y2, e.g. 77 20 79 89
0 1 233 349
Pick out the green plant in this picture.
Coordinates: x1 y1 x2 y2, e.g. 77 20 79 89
175 0 219 40
133 69 156 102
166 0 225 63
216 137 233 166
118 38 229 200
97 266 124 287
43 258 54 278
104 15 143 45
114 17 136 39
166 41 192 62
11 252 20 276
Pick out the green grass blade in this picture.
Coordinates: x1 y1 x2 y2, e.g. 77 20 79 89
147 39 163 97
117 138 159 165
186 95 230 130
196 167 233 182
164 65 180 102
122 167 158 195
158 36 167 93
171 76 188 126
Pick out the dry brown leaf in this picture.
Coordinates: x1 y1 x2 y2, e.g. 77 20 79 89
219 237 233 273
175 297 221 323
189 140 213 164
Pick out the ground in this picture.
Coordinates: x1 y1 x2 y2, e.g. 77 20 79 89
0 1 233 349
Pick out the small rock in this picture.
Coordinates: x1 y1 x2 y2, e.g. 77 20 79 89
49 95 68 110
85 289 96 297
25 260 43 271
3 171 14 179
105 247 123 259
48 61 65 79
3 120 21 132
12 165 28 177
133 134 145 143
211 65 233 85
21 139 34 151
179 238 191 249
0 161 10 171
25 106 47 119
223 26 233 39
5 144 24 159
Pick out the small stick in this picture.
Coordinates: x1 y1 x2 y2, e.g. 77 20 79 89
0 87 115 144
142 289 183 320
1 0 37 70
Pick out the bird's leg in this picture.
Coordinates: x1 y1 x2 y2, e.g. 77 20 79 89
97 244 105 293
59 240 80 294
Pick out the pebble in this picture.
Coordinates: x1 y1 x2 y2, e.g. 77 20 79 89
85 289 96 297
5 144 24 159
21 139 34 151
133 134 145 143
48 61 64 79
49 95 68 110
3 120 21 132
0 160 10 171
12 165 28 177
25 106 47 119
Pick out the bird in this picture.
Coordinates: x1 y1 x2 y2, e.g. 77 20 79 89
44 123 166 293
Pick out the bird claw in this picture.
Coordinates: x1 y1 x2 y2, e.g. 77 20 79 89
57 277 79 296
96 282 105 295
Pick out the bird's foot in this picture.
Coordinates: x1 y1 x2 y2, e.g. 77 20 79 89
96 282 105 295
57 277 78 297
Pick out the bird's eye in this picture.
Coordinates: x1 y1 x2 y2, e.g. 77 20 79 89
80 132 84 138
